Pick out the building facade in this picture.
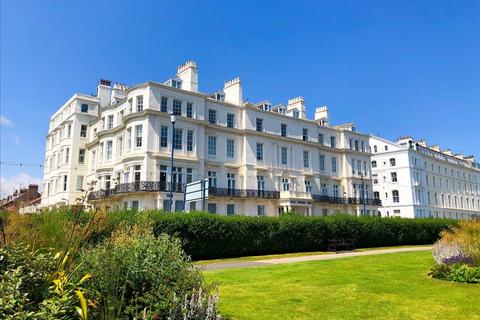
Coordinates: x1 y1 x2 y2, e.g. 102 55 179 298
369 136 480 219
41 61 380 216
1 184 41 213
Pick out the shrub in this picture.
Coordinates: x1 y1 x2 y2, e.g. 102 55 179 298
78 224 206 319
0 245 56 319
153 213 453 260
0 244 91 319
2 209 71 250
429 263 480 284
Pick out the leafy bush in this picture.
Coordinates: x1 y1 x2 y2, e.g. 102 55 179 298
0 244 91 319
429 263 480 284
78 224 206 319
153 213 453 260
2 209 71 250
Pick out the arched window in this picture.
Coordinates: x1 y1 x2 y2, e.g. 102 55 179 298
373 191 380 199
371 160 377 168
389 158 396 166
392 190 400 203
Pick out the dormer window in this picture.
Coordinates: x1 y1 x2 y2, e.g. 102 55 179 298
212 92 225 101
165 78 182 89
171 79 182 89
256 102 271 111
272 105 286 115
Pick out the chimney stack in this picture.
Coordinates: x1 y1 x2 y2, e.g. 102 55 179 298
287 96 306 119
110 82 127 105
443 149 452 156
314 106 329 126
223 77 243 106
417 140 427 147
97 79 111 107
177 61 198 92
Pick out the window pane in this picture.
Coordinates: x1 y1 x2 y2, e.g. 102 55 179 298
187 130 193 151
208 136 216 155
173 128 183 150
160 126 168 148
256 143 263 161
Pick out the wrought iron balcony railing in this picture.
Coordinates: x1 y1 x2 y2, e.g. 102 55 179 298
88 182 381 206
311 195 345 204
311 195 381 206
209 187 280 199
88 181 185 201
348 197 382 206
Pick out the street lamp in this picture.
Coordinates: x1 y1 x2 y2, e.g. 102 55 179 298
343 191 347 214
169 114 176 212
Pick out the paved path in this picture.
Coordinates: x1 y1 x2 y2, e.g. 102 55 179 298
201 246 432 271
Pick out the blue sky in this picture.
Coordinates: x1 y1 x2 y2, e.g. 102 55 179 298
1 0 479 197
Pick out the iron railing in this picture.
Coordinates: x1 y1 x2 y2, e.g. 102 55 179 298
311 195 381 206
209 187 280 199
348 197 382 206
88 181 185 201
88 182 381 206
311 195 344 204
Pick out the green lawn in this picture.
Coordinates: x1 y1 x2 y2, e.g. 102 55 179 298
204 251 480 320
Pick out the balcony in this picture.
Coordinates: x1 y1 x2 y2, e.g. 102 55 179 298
88 181 185 201
209 187 280 199
312 195 345 204
348 197 382 206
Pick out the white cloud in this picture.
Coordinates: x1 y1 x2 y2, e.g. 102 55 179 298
0 173 43 198
0 114 14 127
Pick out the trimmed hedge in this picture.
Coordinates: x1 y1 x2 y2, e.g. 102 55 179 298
153 213 455 260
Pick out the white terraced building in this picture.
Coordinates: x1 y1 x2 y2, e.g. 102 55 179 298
41 61 380 216
369 136 480 219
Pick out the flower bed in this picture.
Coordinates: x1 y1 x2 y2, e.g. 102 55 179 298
429 219 480 284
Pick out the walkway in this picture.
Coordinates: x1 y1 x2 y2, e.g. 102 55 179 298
201 246 432 271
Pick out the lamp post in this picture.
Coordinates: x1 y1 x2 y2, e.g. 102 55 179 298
343 191 347 214
169 114 176 212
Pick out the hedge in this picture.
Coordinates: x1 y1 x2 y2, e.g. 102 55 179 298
153 213 454 260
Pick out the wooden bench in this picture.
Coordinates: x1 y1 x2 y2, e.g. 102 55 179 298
327 239 356 253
